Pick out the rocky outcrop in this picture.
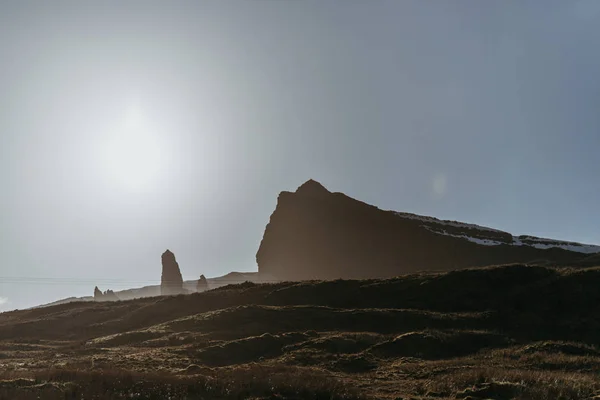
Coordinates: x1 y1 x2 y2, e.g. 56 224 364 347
256 180 597 281
197 274 208 292
94 287 120 302
102 290 119 301
161 249 184 296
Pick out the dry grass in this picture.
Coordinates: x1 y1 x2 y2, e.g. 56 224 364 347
0 365 365 400
2 264 600 399
425 367 600 400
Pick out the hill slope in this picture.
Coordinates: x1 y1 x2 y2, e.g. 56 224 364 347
257 180 600 280
1 264 600 399
36 272 261 308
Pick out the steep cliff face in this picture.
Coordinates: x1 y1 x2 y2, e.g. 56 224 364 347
256 180 598 281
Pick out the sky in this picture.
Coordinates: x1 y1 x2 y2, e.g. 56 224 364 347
1 0 600 311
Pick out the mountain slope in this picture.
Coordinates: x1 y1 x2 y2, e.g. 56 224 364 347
256 180 599 280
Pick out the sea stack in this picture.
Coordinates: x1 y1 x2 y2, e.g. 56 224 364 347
197 274 208 292
161 249 184 296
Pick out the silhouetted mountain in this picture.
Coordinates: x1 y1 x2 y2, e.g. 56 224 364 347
256 180 600 280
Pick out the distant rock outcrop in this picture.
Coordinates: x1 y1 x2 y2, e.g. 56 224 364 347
256 180 597 281
197 274 208 292
161 249 184 296
102 289 119 301
38 271 262 308
94 287 120 302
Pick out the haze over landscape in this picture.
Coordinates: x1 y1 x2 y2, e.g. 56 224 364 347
2 0 600 313
3 2 600 399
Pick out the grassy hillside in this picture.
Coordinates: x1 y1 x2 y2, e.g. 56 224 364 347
1 264 600 399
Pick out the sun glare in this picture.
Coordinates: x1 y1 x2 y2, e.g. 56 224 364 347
99 105 165 192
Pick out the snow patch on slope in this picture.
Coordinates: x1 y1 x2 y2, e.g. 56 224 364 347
394 212 505 234
396 212 600 254
422 227 505 246
513 236 600 254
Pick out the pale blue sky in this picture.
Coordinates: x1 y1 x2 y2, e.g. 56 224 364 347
1 1 600 311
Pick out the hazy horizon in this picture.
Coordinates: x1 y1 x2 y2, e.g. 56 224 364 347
2 1 600 311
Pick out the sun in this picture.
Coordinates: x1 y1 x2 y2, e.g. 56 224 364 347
99 105 165 192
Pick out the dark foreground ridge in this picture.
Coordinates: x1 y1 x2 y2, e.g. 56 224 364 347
1 264 599 399
257 180 600 280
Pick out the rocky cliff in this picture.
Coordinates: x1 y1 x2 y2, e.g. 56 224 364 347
256 180 599 280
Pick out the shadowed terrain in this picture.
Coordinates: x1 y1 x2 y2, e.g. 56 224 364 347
1 264 600 399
